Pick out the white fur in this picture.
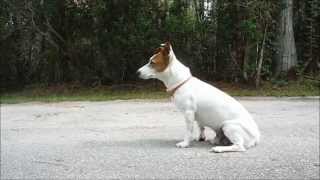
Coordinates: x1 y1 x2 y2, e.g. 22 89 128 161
137 44 260 152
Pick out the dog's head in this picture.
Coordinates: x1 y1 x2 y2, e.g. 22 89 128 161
137 42 172 79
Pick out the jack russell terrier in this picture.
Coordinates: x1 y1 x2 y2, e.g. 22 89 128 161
137 42 260 152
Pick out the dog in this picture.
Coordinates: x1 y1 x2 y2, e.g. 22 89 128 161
137 42 260 152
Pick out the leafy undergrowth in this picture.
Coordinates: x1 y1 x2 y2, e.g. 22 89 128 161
214 80 319 97
1 80 319 104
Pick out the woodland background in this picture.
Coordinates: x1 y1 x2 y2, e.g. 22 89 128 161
1 0 319 91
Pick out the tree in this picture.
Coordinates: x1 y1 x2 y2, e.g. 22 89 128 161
276 0 297 77
295 0 320 76
0 0 318 91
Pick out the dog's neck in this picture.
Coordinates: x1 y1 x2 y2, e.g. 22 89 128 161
157 53 192 92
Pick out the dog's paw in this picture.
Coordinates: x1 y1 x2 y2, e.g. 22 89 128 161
176 141 190 148
209 146 225 153
209 145 246 153
209 138 219 145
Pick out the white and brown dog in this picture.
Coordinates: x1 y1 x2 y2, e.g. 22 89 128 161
137 42 260 152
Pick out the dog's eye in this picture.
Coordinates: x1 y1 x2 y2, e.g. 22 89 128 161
150 61 155 65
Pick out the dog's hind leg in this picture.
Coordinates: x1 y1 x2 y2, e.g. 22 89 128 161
210 128 232 146
209 124 246 153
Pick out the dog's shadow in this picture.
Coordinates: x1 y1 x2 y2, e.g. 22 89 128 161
83 138 213 150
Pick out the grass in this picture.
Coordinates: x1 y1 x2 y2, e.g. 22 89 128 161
1 80 319 104
1 87 168 104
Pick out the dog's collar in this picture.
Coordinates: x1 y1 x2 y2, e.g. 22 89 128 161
166 76 193 96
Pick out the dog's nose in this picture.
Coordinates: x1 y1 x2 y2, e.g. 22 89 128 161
136 70 140 77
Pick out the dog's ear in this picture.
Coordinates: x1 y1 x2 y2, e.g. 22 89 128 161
154 47 161 54
162 41 171 56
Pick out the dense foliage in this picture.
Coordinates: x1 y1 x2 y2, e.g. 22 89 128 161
1 0 319 91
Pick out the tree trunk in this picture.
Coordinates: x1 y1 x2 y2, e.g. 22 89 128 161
156 0 168 30
229 0 248 82
256 25 268 88
212 0 218 74
276 0 297 76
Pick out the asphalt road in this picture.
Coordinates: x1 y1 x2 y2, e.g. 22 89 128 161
1 98 319 179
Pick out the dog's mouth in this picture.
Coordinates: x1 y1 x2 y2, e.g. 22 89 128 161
137 71 148 79
139 74 154 80
137 69 156 80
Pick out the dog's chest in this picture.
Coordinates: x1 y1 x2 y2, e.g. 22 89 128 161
172 79 236 129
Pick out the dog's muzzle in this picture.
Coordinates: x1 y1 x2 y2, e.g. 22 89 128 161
136 70 141 77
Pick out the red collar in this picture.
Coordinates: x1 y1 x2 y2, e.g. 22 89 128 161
166 76 193 96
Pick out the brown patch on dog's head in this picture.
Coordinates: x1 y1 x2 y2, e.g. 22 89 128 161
150 42 171 72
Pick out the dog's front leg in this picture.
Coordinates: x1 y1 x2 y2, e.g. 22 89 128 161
197 125 206 141
176 110 195 148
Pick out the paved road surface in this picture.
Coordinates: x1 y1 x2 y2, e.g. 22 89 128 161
1 98 319 179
